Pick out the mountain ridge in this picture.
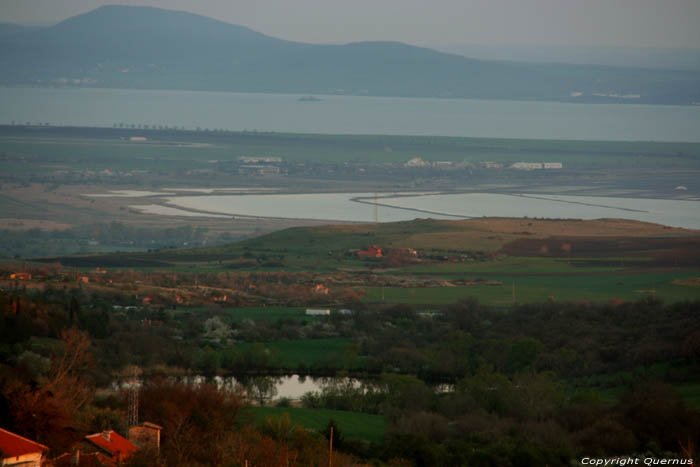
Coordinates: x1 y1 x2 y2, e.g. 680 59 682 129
1 5 699 104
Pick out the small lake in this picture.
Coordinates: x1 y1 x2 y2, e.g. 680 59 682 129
3 87 700 142
140 191 700 229
114 374 357 401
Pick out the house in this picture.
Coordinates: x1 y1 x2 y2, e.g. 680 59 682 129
543 162 563 169
238 165 280 176
9 273 32 280
306 308 331 316
83 431 137 464
479 161 503 169
357 246 383 258
128 422 162 452
404 156 428 168
237 156 282 164
509 162 543 170
0 427 48 467
394 248 418 257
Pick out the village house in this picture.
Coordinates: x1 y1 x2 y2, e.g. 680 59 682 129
9 273 32 280
403 156 428 168
509 162 543 170
0 427 48 467
238 165 281 176
82 430 138 464
357 245 383 258
128 422 162 452
479 161 503 169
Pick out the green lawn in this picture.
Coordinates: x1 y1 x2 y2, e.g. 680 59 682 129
362 271 700 306
238 338 356 368
247 406 386 442
3 128 700 168
391 256 627 275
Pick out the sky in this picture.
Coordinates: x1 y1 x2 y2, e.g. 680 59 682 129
1 0 700 49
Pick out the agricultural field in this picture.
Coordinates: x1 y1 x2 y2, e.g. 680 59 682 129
3 125 700 168
237 338 356 368
361 270 700 306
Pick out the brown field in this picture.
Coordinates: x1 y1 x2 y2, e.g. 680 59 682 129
502 235 700 257
0 183 333 239
315 218 698 252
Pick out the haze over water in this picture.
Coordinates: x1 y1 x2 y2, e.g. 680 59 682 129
3 87 700 142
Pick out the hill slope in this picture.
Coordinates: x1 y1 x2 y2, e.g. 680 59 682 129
1 6 699 104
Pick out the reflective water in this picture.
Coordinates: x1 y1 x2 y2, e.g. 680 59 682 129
3 87 700 141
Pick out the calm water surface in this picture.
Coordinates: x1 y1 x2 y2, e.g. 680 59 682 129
3 87 700 141
133 192 700 229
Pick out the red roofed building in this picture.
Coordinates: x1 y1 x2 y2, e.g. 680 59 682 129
357 245 383 258
9 273 32 281
0 427 48 466
83 431 137 464
128 422 162 452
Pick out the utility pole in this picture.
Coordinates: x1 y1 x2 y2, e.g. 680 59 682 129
329 426 333 467
373 192 378 224
512 281 516 305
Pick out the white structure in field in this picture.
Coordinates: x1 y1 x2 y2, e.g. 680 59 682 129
306 308 331 316
509 162 563 170
510 162 543 170
404 156 429 167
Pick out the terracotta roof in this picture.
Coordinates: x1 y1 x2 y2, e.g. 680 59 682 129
85 431 137 460
0 427 48 458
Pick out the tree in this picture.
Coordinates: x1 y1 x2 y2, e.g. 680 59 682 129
247 376 279 405
138 379 245 466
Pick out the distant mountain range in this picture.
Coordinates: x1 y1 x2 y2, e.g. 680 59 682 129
1 5 699 104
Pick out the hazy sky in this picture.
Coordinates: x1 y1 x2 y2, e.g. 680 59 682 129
2 0 700 48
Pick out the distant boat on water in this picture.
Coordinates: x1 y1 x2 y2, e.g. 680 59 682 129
298 95 323 102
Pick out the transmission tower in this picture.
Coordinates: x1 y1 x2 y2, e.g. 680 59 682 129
128 382 139 427
122 365 142 427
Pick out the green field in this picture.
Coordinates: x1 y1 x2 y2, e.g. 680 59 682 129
391 256 628 274
362 271 700 306
238 338 356 368
3 126 700 170
247 406 386 442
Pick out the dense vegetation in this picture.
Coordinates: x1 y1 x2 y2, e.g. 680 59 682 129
1 279 698 465
0 221 237 258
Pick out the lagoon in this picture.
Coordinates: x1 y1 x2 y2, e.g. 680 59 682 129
131 191 700 229
3 87 700 142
